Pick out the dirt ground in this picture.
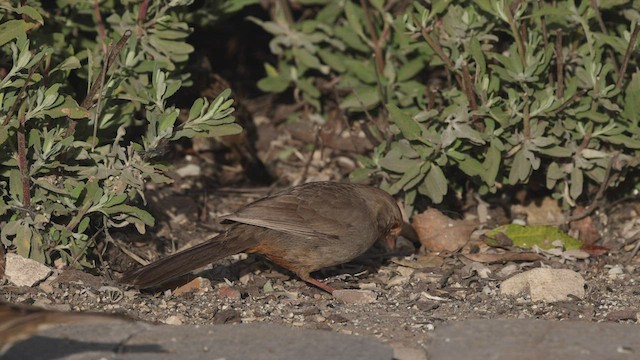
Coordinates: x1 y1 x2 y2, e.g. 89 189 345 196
2 156 639 352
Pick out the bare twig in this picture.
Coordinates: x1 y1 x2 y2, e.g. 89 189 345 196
16 102 31 208
555 29 564 98
2 57 45 126
461 61 478 112
616 22 640 90
66 30 132 137
299 128 321 184
360 0 384 73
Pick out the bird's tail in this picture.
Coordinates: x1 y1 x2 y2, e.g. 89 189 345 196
120 224 256 288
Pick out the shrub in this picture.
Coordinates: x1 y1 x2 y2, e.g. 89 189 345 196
254 0 640 215
0 1 244 266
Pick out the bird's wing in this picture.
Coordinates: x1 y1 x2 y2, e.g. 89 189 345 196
220 183 371 241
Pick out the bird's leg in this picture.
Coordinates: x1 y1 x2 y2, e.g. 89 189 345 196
299 275 335 294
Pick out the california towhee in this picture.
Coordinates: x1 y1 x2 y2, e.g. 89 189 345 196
120 182 402 293
0 301 132 355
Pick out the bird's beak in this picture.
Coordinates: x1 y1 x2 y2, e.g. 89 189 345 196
385 225 401 250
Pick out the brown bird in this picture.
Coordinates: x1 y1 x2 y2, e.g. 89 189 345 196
120 182 402 293
0 301 132 355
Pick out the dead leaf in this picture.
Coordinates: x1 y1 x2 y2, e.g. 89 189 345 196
580 244 609 256
570 206 601 244
461 252 543 263
412 209 477 252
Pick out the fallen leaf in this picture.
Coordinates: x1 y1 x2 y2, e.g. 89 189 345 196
569 206 601 244
484 224 582 250
580 244 609 256
412 209 477 252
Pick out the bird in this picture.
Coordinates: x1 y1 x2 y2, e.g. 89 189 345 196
120 181 402 293
0 301 132 355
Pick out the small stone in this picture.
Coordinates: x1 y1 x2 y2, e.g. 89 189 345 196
212 309 241 324
5 253 52 287
333 289 378 304
173 277 210 296
164 315 184 325
217 285 242 300
326 314 349 323
38 281 55 294
500 268 585 302
386 275 409 288
175 163 201 177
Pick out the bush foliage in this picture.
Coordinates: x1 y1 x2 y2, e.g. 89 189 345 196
0 1 244 266
255 0 640 215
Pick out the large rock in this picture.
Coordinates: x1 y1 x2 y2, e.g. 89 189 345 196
5 253 52 287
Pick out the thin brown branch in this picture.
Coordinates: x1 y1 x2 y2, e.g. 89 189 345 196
66 30 132 137
461 61 478 112
299 127 321 184
360 0 384 73
16 103 31 208
276 0 294 26
2 57 45 126
419 24 461 87
536 0 549 49
420 26 454 69
507 4 527 68
616 22 640 90
93 0 106 42
553 89 586 114
555 29 564 98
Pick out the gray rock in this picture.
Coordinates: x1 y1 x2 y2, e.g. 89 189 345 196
4 322 393 360
427 319 640 360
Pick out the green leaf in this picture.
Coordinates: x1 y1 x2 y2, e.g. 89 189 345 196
484 224 582 250
387 163 425 195
469 36 486 78
397 58 425 82
387 104 422 141
293 48 324 72
103 194 128 208
622 72 640 123
422 164 447 203
16 6 44 25
344 1 365 40
483 143 501 186
101 204 155 226
0 20 37 46
570 166 583 199
257 76 290 93
15 223 31 258
340 86 380 111
44 96 90 119
349 168 376 183
546 161 564 189
508 149 532 184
